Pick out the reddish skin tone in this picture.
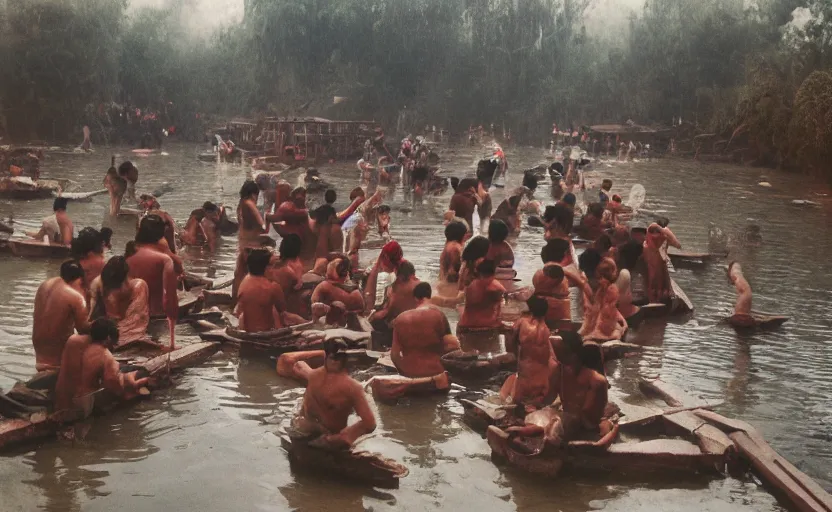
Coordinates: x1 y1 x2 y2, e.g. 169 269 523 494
581 259 627 341
235 274 287 332
501 314 557 407
559 358 609 431
439 240 463 284
532 265 572 322
310 260 364 324
267 255 306 318
346 220 369 270
492 200 520 233
337 196 365 224
362 251 398 314
144 210 179 254
270 196 309 239
295 359 377 447
276 350 325 380
32 277 90 371
78 252 106 302
104 171 126 215
237 195 266 248
458 274 506 329
449 188 478 231
27 210 73 245
728 262 752 315
486 240 515 268
310 219 343 261
391 302 459 378
126 246 178 348
372 274 420 325
643 224 680 303
53 334 149 412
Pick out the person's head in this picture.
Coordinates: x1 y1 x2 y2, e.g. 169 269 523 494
611 194 622 205
462 235 490 264
101 255 130 294
135 214 166 245
562 193 577 208
89 317 119 348
100 227 113 250
279 234 302 260
60 260 85 288
239 180 259 200
476 259 496 278
558 330 583 365
53 197 68 212
457 178 478 194
617 240 643 271
601 179 613 192
541 238 570 264
348 187 365 201
526 295 548 319
522 171 538 191
596 257 618 284
413 281 432 302
380 240 403 272
647 223 662 236
324 189 337 205
202 201 220 221
327 255 351 281
323 339 349 372
450 177 460 191
580 343 605 374
71 227 103 258
445 221 467 243
488 219 509 244
543 264 565 283
247 249 272 276
118 161 135 177
290 186 307 207
579 248 603 277
594 233 612 254
396 261 416 281
313 204 337 225
588 202 604 218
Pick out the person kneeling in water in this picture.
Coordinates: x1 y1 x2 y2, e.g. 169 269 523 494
291 340 377 449
458 260 506 331
310 255 364 326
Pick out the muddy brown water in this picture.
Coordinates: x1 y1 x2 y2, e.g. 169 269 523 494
0 143 830 511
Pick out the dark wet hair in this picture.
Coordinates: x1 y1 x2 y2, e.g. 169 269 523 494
313 204 337 224
348 187 365 200
101 256 129 293
90 317 119 345
53 197 69 212
450 177 460 191
462 236 490 263
445 221 467 243
324 189 337 204
324 339 349 361
560 330 583 355
508 195 522 209
579 248 603 277
588 202 605 218
334 256 351 278
458 178 478 192
60 260 85 284
397 261 416 279
71 227 103 258
541 239 570 264
239 180 260 199
526 295 548 318
413 282 432 300
594 233 612 253
202 201 219 213
522 171 538 191
476 259 496 277
656 217 670 228
279 234 302 260
377 204 391 215
580 343 605 374
562 193 576 206
488 219 509 243
617 240 643 271
100 227 113 246
601 179 613 191
136 214 166 244
544 203 574 234
124 240 137 258
543 264 565 281
247 249 272 276
118 161 135 176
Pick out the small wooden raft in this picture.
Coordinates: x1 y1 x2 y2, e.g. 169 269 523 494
727 312 789 331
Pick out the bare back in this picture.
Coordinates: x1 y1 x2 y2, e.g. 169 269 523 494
32 278 88 370
391 306 452 378
236 275 286 332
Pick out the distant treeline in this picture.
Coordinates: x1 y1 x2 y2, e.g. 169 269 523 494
0 0 829 176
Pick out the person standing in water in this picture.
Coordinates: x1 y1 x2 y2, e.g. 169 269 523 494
727 261 752 317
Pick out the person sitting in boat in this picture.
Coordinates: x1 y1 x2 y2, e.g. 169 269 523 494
727 261 753 324
643 222 681 304
266 234 307 319
557 331 612 437
474 164 494 230
439 221 467 292
449 178 480 233
89 256 150 345
533 239 592 331
180 202 222 250
118 161 139 201
71 227 107 303
543 202 574 243
26 197 73 246
603 194 625 227
458 260 506 332
579 203 606 242
236 249 290 332
615 240 644 327
291 340 377 449
344 212 370 270
103 156 127 215
580 258 627 342
234 181 268 302
500 296 557 409
579 248 603 294
362 240 404 313
485 219 515 269
32 260 90 371
310 254 365 327
306 204 343 262
53 318 149 417
391 282 461 378
126 215 179 349
368 260 420 331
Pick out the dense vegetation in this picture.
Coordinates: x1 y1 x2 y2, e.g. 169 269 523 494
0 0 829 176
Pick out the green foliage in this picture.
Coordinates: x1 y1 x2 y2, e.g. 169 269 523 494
789 70 832 175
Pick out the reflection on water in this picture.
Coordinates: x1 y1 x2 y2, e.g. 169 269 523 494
2 143 830 510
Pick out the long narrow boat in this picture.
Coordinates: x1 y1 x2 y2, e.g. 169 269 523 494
0 341 219 452
0 239 71 259
199 325 370 359
727 311 789 331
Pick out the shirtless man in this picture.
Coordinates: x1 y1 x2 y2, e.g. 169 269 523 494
308 205 343 261
458 260 505 330
27 197 73 245
53 318 149 415
643 222 681 303
491 195 523 234
449 178 480 232
363 240 404 314
32 261 90 371
580 258 627 341
369 260 420 330
579 203 606 242
292 340 377 449
237 180 266 247
486 219 515 268
269 186 309 241
181 201 222 250
267 234 307 319
71 227 106 301
126 215 179 348
533 239 592 329
439 221 467 286
236 249 288 332
727 261 752 316
391 283 460 378
557 331 611 436
310 255 364 326
500 296 557 408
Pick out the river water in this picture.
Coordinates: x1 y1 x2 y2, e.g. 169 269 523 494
0 142 830 511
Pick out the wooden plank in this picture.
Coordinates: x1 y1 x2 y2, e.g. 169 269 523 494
695 424 734 456
639 378 713 409
664 410 706 433
142 342 220 375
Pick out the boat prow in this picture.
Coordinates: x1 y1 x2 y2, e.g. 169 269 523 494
0 239 71 259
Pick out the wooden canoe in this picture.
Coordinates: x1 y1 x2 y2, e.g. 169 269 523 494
200 325 369 359
640 278 694 318
0 239 71 259
280 435 408 488
667 250 723 266
0 341 219 452
727 312 789 331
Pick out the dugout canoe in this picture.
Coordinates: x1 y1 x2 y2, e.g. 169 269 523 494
199 325 369 358
0 239 71 259
0 341 219 452
639 278 694 318
0 177 78 200
727 312 789 331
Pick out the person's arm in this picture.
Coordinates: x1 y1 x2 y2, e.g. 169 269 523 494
662 227 681 249
337 196 365 224
102 353 149 396
72 294 91 334
343 290 365 312
583 375 609 428
363 260 382 313
329 383 377 446
564 266 592 300
163 258 179 349
272 283 287 313
310 281 327 304
200 219 216 251
430 290 464 308
246 201 266 230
